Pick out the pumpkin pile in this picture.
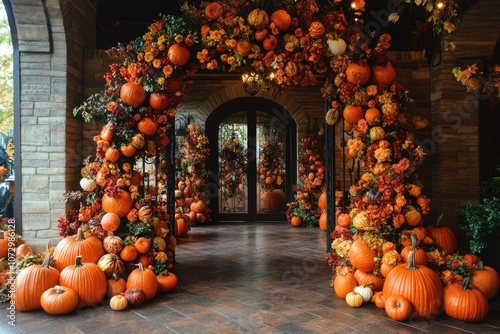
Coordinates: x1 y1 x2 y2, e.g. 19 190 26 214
12 234 179 314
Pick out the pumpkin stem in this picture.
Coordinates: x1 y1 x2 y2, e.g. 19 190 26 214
74 255 83 267
41 252 52 268
55 285 62 294
112 270 120 280
76 228 85 241
410 234 419 249
135 262 144 271
476 261 485 271
436 213 444 227
460 277 471 290
405 251 418 270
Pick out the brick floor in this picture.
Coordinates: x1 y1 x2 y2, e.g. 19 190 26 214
2 222 499 333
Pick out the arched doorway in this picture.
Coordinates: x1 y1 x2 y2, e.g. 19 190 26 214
206 97 297 222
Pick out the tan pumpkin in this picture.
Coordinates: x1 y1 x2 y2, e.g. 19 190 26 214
369 126 386 141
109 294 128 311
247 8 269 28
308 21 325 39
327 38 347 56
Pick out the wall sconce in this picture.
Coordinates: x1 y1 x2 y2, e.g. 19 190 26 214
241 71 275 95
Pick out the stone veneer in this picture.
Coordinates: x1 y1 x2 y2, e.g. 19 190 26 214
6 0 494 250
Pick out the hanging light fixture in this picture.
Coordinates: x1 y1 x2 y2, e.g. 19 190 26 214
242 71 263 95
241 71 275 95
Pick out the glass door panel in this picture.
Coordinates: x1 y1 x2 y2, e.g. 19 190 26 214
218 112 248 214
256 112 286 214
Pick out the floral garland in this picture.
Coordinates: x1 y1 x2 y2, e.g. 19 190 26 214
175 124 211 224
219 137 248 197
452 63 500 104
286 131 326 227
257 140 285 192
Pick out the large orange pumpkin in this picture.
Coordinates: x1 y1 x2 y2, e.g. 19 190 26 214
270 9 291 32
348 239 376 272
385 294 413 321
167 43 190 66
53 228 105 272
383 251 443 320
343 105 364 125
346 62 371 85
102 189 134 217
40 285 79 315
443 277 489 322
126 263 159 301
13 253 60 311
59 256 107 308
120 81 146 108
425 215 458 254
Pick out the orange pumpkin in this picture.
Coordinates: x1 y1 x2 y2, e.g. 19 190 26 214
204 2 223 20
175 217 190 237
102 189 134 217
372 63 397 87
15 244 34 258
120 143 136 157
156 271 178 293
343 105 364 125
138 117 158 136
100 123 115 141
134 237 152 254
332 267 357 299
13 253 60 311
470 261 500 300
126 263 158 301
463 254 481 268
443 277 489 322
97 253 125 278
254 28 269 41
53 228 105 272
385 294 413 321
364 107 381 125
270 9 291 32
425 215 458 254
107 272 127 297
59 256 107 308
247 8 269 28
167 43 190 66
263 34 278 51
235 39 251 56
346 62 371 85
149 92 170 111
353 269 384 292
120 245 138 263
101 213 121 232
400 234 428 266
337 213 351 228
383 251 443 320
105 147 120 162
120 81 146 108
371 291 386 309
190 199 206 213
40 285 79 315
318 191 327 210
290 216 302 227
319 211 327 231
403 206 422 226
348 239 376 272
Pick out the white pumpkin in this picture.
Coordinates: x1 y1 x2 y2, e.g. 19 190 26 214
327 38 347 56
353 284 373 303
80 177 97 191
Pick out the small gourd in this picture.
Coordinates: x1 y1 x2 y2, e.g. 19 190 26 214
345 291 364 308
